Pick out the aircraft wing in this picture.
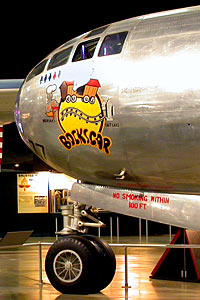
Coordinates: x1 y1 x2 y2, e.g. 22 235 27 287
0 79 24 125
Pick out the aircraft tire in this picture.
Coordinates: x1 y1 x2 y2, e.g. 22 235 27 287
45 236 98 294
83 234 116 292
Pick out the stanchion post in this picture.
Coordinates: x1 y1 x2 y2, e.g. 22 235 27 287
169 225 172 242
110 216 113 243
117 216 120 243
139 218 142 243
122 246 131 289
146 220 148 243
38 242 43 285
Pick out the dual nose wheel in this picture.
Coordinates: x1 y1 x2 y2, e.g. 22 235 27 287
45 235 116 294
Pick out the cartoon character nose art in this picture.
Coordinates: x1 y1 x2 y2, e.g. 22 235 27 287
57 79 113 155
60 107 105 124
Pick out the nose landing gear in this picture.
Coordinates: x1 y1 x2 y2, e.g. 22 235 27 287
45 202 116 294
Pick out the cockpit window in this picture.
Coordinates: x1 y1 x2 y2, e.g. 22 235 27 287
72 38 100 62
59 34 85 50
26 59 48 82
85 26 108 38
98 32 128 57
47 47 72 70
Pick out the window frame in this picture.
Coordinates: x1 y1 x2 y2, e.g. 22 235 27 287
85 26 108 38
72 38 100 62
47 46 73 70
98 31 128 57
26 59 48 82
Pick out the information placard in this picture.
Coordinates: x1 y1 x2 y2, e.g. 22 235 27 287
17 173 49 213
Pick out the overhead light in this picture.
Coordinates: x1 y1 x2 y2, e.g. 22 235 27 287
15 164 19 168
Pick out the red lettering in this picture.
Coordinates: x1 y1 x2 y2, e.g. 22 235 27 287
151 195 170 204
113 192 120 199
129 201 147 210
165 198 169 204
129 202 134 208
123 193 129 200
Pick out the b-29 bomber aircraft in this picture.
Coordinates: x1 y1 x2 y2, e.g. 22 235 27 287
1 5 200 294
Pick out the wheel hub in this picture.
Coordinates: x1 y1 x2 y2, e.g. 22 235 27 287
53 249 83 283
65 261 72 270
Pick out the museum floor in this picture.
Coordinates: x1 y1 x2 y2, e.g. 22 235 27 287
0 235 200 300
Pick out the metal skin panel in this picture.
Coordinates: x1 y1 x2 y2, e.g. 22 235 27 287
71 183 200 230
14 6 200 229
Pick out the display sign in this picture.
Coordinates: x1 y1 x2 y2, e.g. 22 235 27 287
17 172 76 214
17 173 49 213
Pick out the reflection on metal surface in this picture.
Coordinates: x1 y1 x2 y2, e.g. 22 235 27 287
0 237 200 299
15 6 200 195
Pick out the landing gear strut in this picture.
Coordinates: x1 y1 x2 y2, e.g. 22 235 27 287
45 202 116 294
56 202 105 235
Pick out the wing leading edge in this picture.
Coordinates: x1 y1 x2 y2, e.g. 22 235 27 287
0 79 24 125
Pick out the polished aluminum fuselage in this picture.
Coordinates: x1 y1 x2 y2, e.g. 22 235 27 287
16 6 200 195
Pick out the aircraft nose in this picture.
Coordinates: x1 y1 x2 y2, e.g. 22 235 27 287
15 82 24 135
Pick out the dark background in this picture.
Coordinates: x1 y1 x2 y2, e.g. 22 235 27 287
0 2 195 237
1 1 199 79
